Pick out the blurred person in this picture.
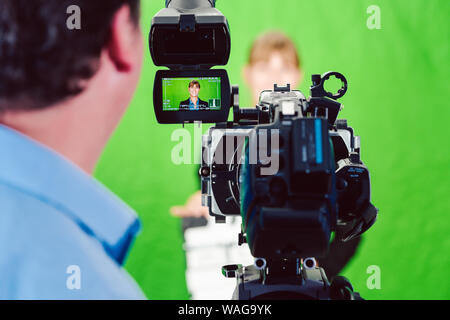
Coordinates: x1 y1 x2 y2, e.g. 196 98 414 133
0 0 145 299
171 31 362 299
242 30 303 106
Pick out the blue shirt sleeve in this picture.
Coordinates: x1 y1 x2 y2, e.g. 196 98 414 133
0 184 146 300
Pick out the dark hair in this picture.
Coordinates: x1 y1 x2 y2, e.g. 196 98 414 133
0 0 140 112
189 80 200 89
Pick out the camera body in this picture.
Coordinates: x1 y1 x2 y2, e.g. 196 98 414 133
200 77 375 261
150 0 378 299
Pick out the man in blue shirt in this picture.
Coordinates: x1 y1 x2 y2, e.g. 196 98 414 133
0 0 145 299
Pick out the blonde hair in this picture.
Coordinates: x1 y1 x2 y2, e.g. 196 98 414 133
247 30 301 69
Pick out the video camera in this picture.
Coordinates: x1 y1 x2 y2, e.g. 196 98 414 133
150 0 378 299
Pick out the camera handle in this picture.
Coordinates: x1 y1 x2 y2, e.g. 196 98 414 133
166 0 216 9
311 72 348 100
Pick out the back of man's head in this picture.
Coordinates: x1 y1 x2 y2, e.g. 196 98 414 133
0 0 143 174
0 0 140 112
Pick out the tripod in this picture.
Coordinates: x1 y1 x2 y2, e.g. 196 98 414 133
222 259 362 300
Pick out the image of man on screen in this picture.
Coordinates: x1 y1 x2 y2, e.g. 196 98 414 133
179 80 209 110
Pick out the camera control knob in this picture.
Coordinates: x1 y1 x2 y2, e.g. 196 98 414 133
199 166 210 177
336 119 348 129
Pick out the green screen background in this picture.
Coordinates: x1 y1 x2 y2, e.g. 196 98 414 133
163 78 221 111
95 0 450 299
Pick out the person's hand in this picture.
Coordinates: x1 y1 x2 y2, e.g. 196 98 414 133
170 190 210 219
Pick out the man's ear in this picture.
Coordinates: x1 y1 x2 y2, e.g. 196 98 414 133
108 5 141 72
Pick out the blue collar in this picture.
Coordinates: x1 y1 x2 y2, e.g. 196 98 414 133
189 97 198 106
0 124 140 265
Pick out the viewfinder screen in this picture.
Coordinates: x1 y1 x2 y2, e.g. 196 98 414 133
162 77 222 111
